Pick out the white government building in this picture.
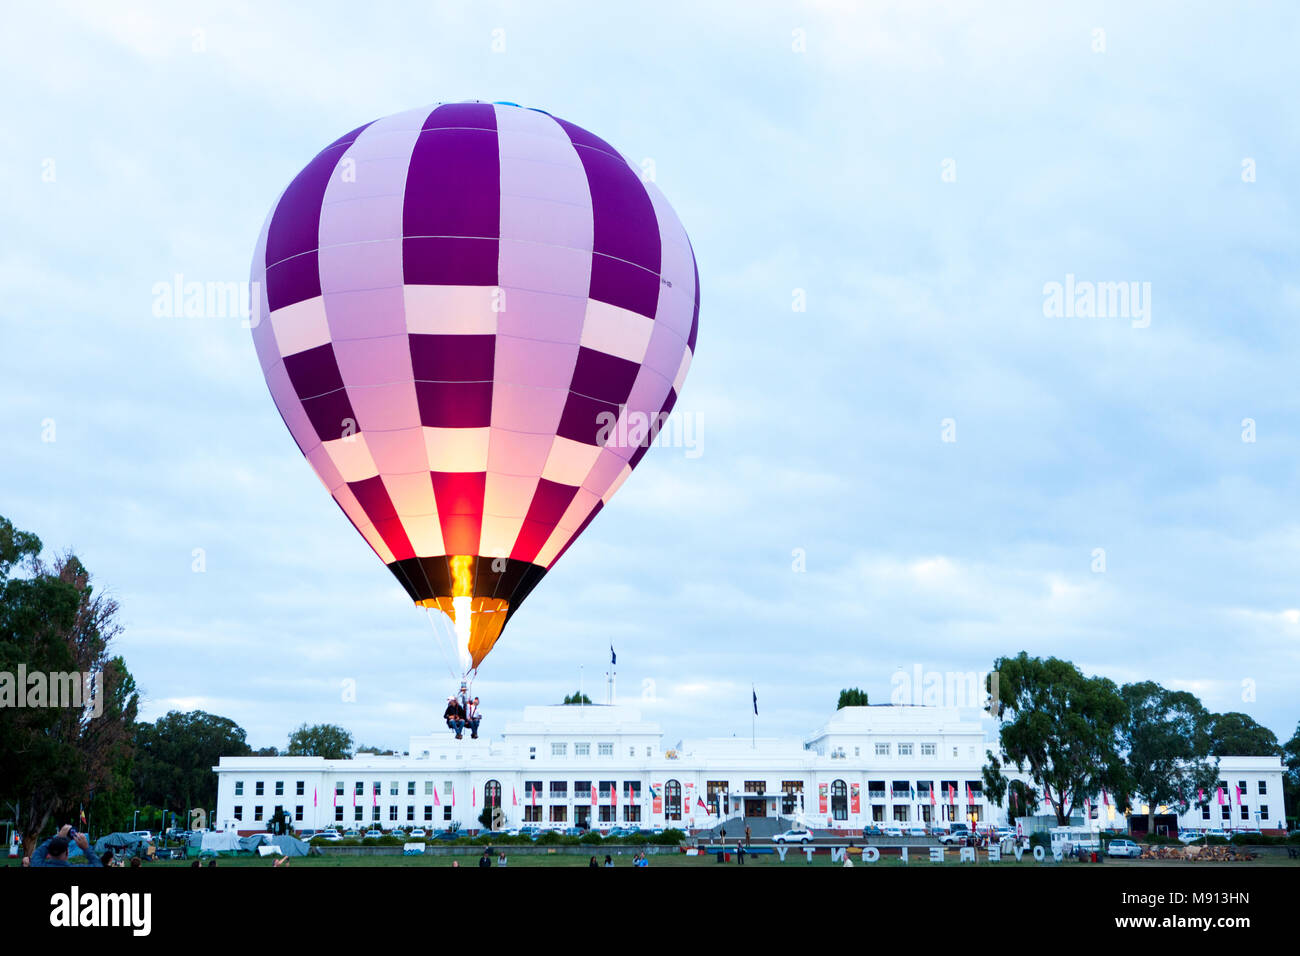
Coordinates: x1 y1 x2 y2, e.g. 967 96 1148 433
212 703 1289 836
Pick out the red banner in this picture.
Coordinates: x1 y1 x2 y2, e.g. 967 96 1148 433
818 783 828 814
652 783 663 815
850 783 860 815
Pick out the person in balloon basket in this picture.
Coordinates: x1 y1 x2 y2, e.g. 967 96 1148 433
464 697 482 740
443 696 466 738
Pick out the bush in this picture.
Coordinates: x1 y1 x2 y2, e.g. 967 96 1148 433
656 828 687 845
1140 833 1180 845
579 831 604 845
1028 832 1050 852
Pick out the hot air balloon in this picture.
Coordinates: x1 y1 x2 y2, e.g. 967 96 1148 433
250 101 698 684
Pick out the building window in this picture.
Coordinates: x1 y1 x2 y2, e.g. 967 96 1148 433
707 780 729 816
549 806 568 823
335 782 344 797
390 781 399 796
921 743 936 757
549 782 568 800
743 780 766 795
575 780 592 799
868 780 886 799
599 806 616 823
444 806 452 822
406 781 415 796
629 747 636 758
1258 781 1267 795
831 780 848 820
294 806 303 821
665 780 682 821
407 806 415 822
254 806 263 820
484 780 502 808
898 743 913 757
623 805 642 823
1201 805 1211 820
1221 806 1230 820
575 743 590 756
296 781 305 796
234 781 244 796
234 806 243 821
646 747 652 758
335 807 343 822
389 806 397 821
422 781 432 795
1260 805 1269 819
524 780 543 804
1240 805 1249 820
875 743 890 757
424 806 433 821
891 780 910 799
255 782 264 796
275 781 284 796
854 747 860 757
372 781 381 796
529 747 536 761
598 742 614 756
354 781 363 796
552 743 567 757
624 781 642 803
780 781 804 816
893 805 909 823
372 805 380 821
599 780 615 799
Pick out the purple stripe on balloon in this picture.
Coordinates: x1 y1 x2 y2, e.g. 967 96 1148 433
569 346 640 406
410 333 496 382
265 126 370 310
284 343 345 399
629 387 678 470
565 144 661 319
553 118 623 161
688 248 700 353
403 104 500 286
300 388 358 445
556 391 622 447
415 381 493 428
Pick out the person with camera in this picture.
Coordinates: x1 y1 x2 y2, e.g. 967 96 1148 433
30 824 103 867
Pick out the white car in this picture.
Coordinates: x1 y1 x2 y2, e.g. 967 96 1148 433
408 828 427 839
880 823 904 837
772 828 814 845
1107 838 1141 858
905 825 927 837
128 830 154 844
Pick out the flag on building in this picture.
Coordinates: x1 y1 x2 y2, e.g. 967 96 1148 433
313 787 317 807
1217 787 1225 805
591 784 597 807
434 786 441 807
531 785 537 808
512 786 518 807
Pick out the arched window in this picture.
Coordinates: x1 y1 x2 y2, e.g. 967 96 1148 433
831 779 848 821
665 779 682 821
484 779 502 808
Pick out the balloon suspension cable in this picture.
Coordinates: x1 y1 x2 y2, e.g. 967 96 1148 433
423 607 463 682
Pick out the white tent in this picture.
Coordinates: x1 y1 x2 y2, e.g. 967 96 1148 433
201 831 243 853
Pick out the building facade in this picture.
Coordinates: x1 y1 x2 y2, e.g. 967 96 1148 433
211 703 1288 835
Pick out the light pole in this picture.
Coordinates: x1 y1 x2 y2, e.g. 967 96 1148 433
133 810 139 832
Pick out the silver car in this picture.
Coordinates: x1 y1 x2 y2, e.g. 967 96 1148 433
1107 838 1142 858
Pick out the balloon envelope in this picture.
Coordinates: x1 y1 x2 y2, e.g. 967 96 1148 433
250 102 698 669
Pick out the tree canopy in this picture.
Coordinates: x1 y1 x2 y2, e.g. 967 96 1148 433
837 688 869 709
133 710 253 811
1209 712 1280 756
287 722 354 758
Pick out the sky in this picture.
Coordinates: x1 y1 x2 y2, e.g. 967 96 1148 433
2 1 1298 753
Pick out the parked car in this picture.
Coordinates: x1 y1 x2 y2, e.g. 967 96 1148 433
1177 829 1202 843
389 829 407 839
518 826 540 840
1107 838 1142 858
772 828 814 845
880 823 904 838
937 824 972 846
363 829 384 839
905 825 927 837
408 828 427 839
342 829 361 838
1204 828 1229 840
128 830 154 844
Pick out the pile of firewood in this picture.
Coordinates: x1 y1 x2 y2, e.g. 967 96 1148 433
1139 844 1255 862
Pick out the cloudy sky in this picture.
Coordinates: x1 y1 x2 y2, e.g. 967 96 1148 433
3 1 1297 752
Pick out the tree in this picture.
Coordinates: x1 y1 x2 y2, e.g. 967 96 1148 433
0 518 139 855
356 744 395 755
986 652 1127 825
1283 721 1300 827
134 710 253 812
980 751 1039 824
1118 681 1218 834
837 688 869 709
287 723 354 758
562 692 592 705
1208 712 1280 756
